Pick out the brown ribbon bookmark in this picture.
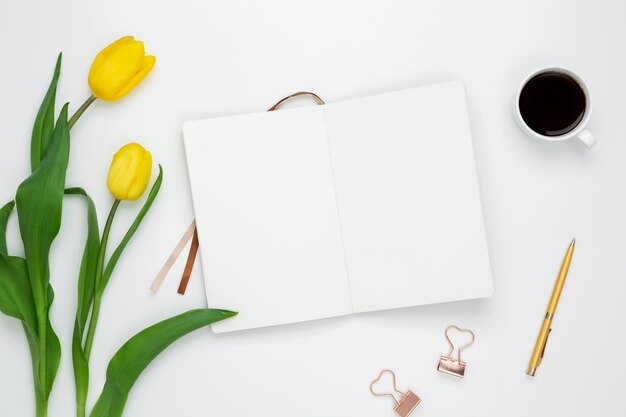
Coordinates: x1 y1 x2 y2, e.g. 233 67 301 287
177 227 199 295
161 92 325 294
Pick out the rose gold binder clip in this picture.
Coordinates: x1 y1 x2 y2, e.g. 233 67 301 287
437 324 475 378
369 369 421 417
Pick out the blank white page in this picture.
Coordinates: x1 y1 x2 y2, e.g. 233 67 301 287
183 107 351 333
324 81 493 313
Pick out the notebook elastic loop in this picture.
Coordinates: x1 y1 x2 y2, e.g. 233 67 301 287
267 91 325 111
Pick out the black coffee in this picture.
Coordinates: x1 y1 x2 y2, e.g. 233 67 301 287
519 71 586 137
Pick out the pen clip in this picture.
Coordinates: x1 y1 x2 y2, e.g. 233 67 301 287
538 328 552 365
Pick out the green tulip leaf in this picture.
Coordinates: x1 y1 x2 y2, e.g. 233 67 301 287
0 200 15 254
0 253 49 408
0 200 49 409
31 53 62 172
72 323 89 416
90 309 237 417
23 321 47 413
0 254 37 330
44 285 61 398
15 103 69 398
0 275 63 401
0 202 25 331
65 188 100 334
98 165 163 295
16 103 69 314
65 187 101 411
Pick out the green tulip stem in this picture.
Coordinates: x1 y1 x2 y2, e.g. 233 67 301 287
35 396 47 417
68 95 97 130
83 198 120 361
36 309 49 417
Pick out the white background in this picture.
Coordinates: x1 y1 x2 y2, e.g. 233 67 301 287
0 0 624 416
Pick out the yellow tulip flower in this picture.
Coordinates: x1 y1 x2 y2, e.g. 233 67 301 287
107 143 153 201
88 36 156 101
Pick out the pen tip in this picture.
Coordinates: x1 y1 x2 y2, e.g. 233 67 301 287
570 238 576 246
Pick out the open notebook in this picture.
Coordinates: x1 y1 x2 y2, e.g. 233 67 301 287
183 81 493 333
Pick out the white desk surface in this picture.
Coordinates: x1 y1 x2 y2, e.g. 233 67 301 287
1 1 624 416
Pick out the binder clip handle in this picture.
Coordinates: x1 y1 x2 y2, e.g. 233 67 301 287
444 324 475 363
369 369 405 405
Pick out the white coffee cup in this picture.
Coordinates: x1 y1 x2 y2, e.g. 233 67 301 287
515 67 596 148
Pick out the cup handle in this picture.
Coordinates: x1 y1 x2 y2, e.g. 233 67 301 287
577 129 597 148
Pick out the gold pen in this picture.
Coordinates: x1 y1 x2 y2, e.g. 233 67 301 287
526 238 575 377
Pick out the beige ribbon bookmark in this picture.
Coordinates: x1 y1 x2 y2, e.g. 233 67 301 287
150 220 196 292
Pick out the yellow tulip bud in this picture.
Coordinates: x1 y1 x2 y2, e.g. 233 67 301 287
107 143 153 201
88 36 156 101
